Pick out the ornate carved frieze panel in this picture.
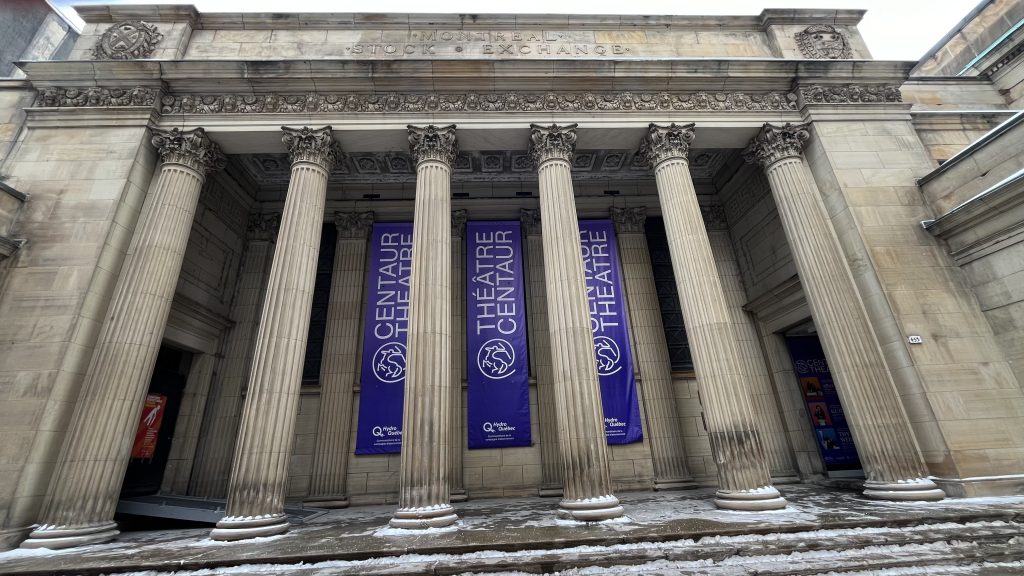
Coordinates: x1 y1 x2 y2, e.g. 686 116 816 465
36 86 159 108
796 84 903 105
157 90 798 114
794 24 852 59
92 20 164 60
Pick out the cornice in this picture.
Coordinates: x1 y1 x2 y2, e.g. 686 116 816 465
923 166 1024 240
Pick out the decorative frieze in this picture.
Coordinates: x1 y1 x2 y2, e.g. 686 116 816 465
637 122 696 168
281 126 343 171
36 86 159 108
794 24 852 60
408 124 459 166
742 122 811 169
157 90 798 114
92 20 164 60
529 123 578 166
151 127 226 175
796 84 903 105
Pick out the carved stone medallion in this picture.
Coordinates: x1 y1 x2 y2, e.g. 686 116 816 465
795 24 852 60
92 21 164 60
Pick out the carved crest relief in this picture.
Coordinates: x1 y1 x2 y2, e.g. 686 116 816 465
92 20 164 60
795 24 852 60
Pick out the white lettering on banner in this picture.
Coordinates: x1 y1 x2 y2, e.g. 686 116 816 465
472 230 518 336
581 229 620 333
373 232 412 341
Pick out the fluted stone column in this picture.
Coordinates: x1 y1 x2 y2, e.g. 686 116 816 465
521 209 563 496
306 211 375 508
22 128 225 549
449 209 468 503
744 123 944 501
211 126 342 541
530 124 623 521
640 123 785 511
190 213 278 498
610 206 696 491
390 125 459 528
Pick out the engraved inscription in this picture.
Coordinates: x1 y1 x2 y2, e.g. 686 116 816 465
344 29 631 58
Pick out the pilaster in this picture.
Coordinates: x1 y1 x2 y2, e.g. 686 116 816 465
449 209 468 503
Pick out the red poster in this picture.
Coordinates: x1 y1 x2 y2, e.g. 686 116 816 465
131 393 167 459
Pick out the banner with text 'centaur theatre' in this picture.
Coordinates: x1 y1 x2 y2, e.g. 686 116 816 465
466 221 532 449
355 223 413 455
579 220 643 444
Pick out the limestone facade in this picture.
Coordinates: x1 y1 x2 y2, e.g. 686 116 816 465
0 2 1023 550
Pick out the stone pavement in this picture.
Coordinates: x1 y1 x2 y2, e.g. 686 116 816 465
1 484 1023 575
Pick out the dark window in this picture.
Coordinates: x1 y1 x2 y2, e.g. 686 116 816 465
644 217 693 371
302 223 337 383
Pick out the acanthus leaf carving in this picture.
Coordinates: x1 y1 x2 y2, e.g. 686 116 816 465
610 206 647 235
335 211 374 239
281 126 343 171
529 123 578 166
520 208 542 236
407 124 458 166
37 86 159 108
247 212 281 242
742 122 811 168
452 209 468 237
796 83 903 106
151 127 226 175
637 122 696 168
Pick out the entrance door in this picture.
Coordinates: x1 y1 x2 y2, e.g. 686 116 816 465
121 346 192 497
784 334 863 476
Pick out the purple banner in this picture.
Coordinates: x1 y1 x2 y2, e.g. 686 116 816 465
579 220 643 444
355 223 413 455
785 335 861 470
466 221 532 449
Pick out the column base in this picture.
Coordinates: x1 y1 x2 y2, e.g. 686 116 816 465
389 504 459 529
449 489 468 503
539 484 564 497
863 478 946 502
303 495 349 509
714 486 788 511
557 494 624 521
20 522 119 549
654 477 698 491
210 514 289 541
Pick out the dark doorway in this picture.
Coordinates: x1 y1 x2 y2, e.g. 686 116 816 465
120 345 193 497
784 331 863 476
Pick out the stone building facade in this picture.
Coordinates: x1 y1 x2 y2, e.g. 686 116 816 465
0 1 1023 550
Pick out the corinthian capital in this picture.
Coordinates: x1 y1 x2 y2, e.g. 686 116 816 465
638 123 695 168
610 206 647 235
452 209 468 237
529 123 577 166
742 122 811 168
281 126 343 171
520 208 541 236
335 211 374 239
151 127 226 174
408 124 458 166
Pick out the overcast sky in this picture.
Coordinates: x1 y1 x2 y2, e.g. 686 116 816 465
52 0 982 61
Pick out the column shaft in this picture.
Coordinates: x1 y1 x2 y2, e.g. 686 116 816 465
190 223 276 498
390 124 458 528
746 123 942 501
522 210 563 496
531 123 623 521
611 208 695 490
23 128 224 549
306 212 374 508
449 210 467 502
212 126 341 541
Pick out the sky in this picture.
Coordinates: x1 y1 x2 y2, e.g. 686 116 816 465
51 0 983 61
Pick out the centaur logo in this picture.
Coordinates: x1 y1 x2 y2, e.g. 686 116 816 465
372 342 407 383
593 335 622 376
477 338 516 380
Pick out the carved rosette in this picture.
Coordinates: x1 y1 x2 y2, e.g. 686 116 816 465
408 124 459 166
281 126 343 171
335 211 374 239
638 122 696 168
520 208 542 236
92 20 164 60
742 122 811 168
247 212 281 242
151 127 226 175
452 209 468 237
610 207 647 235
795 24 852 60
529 123 578 166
